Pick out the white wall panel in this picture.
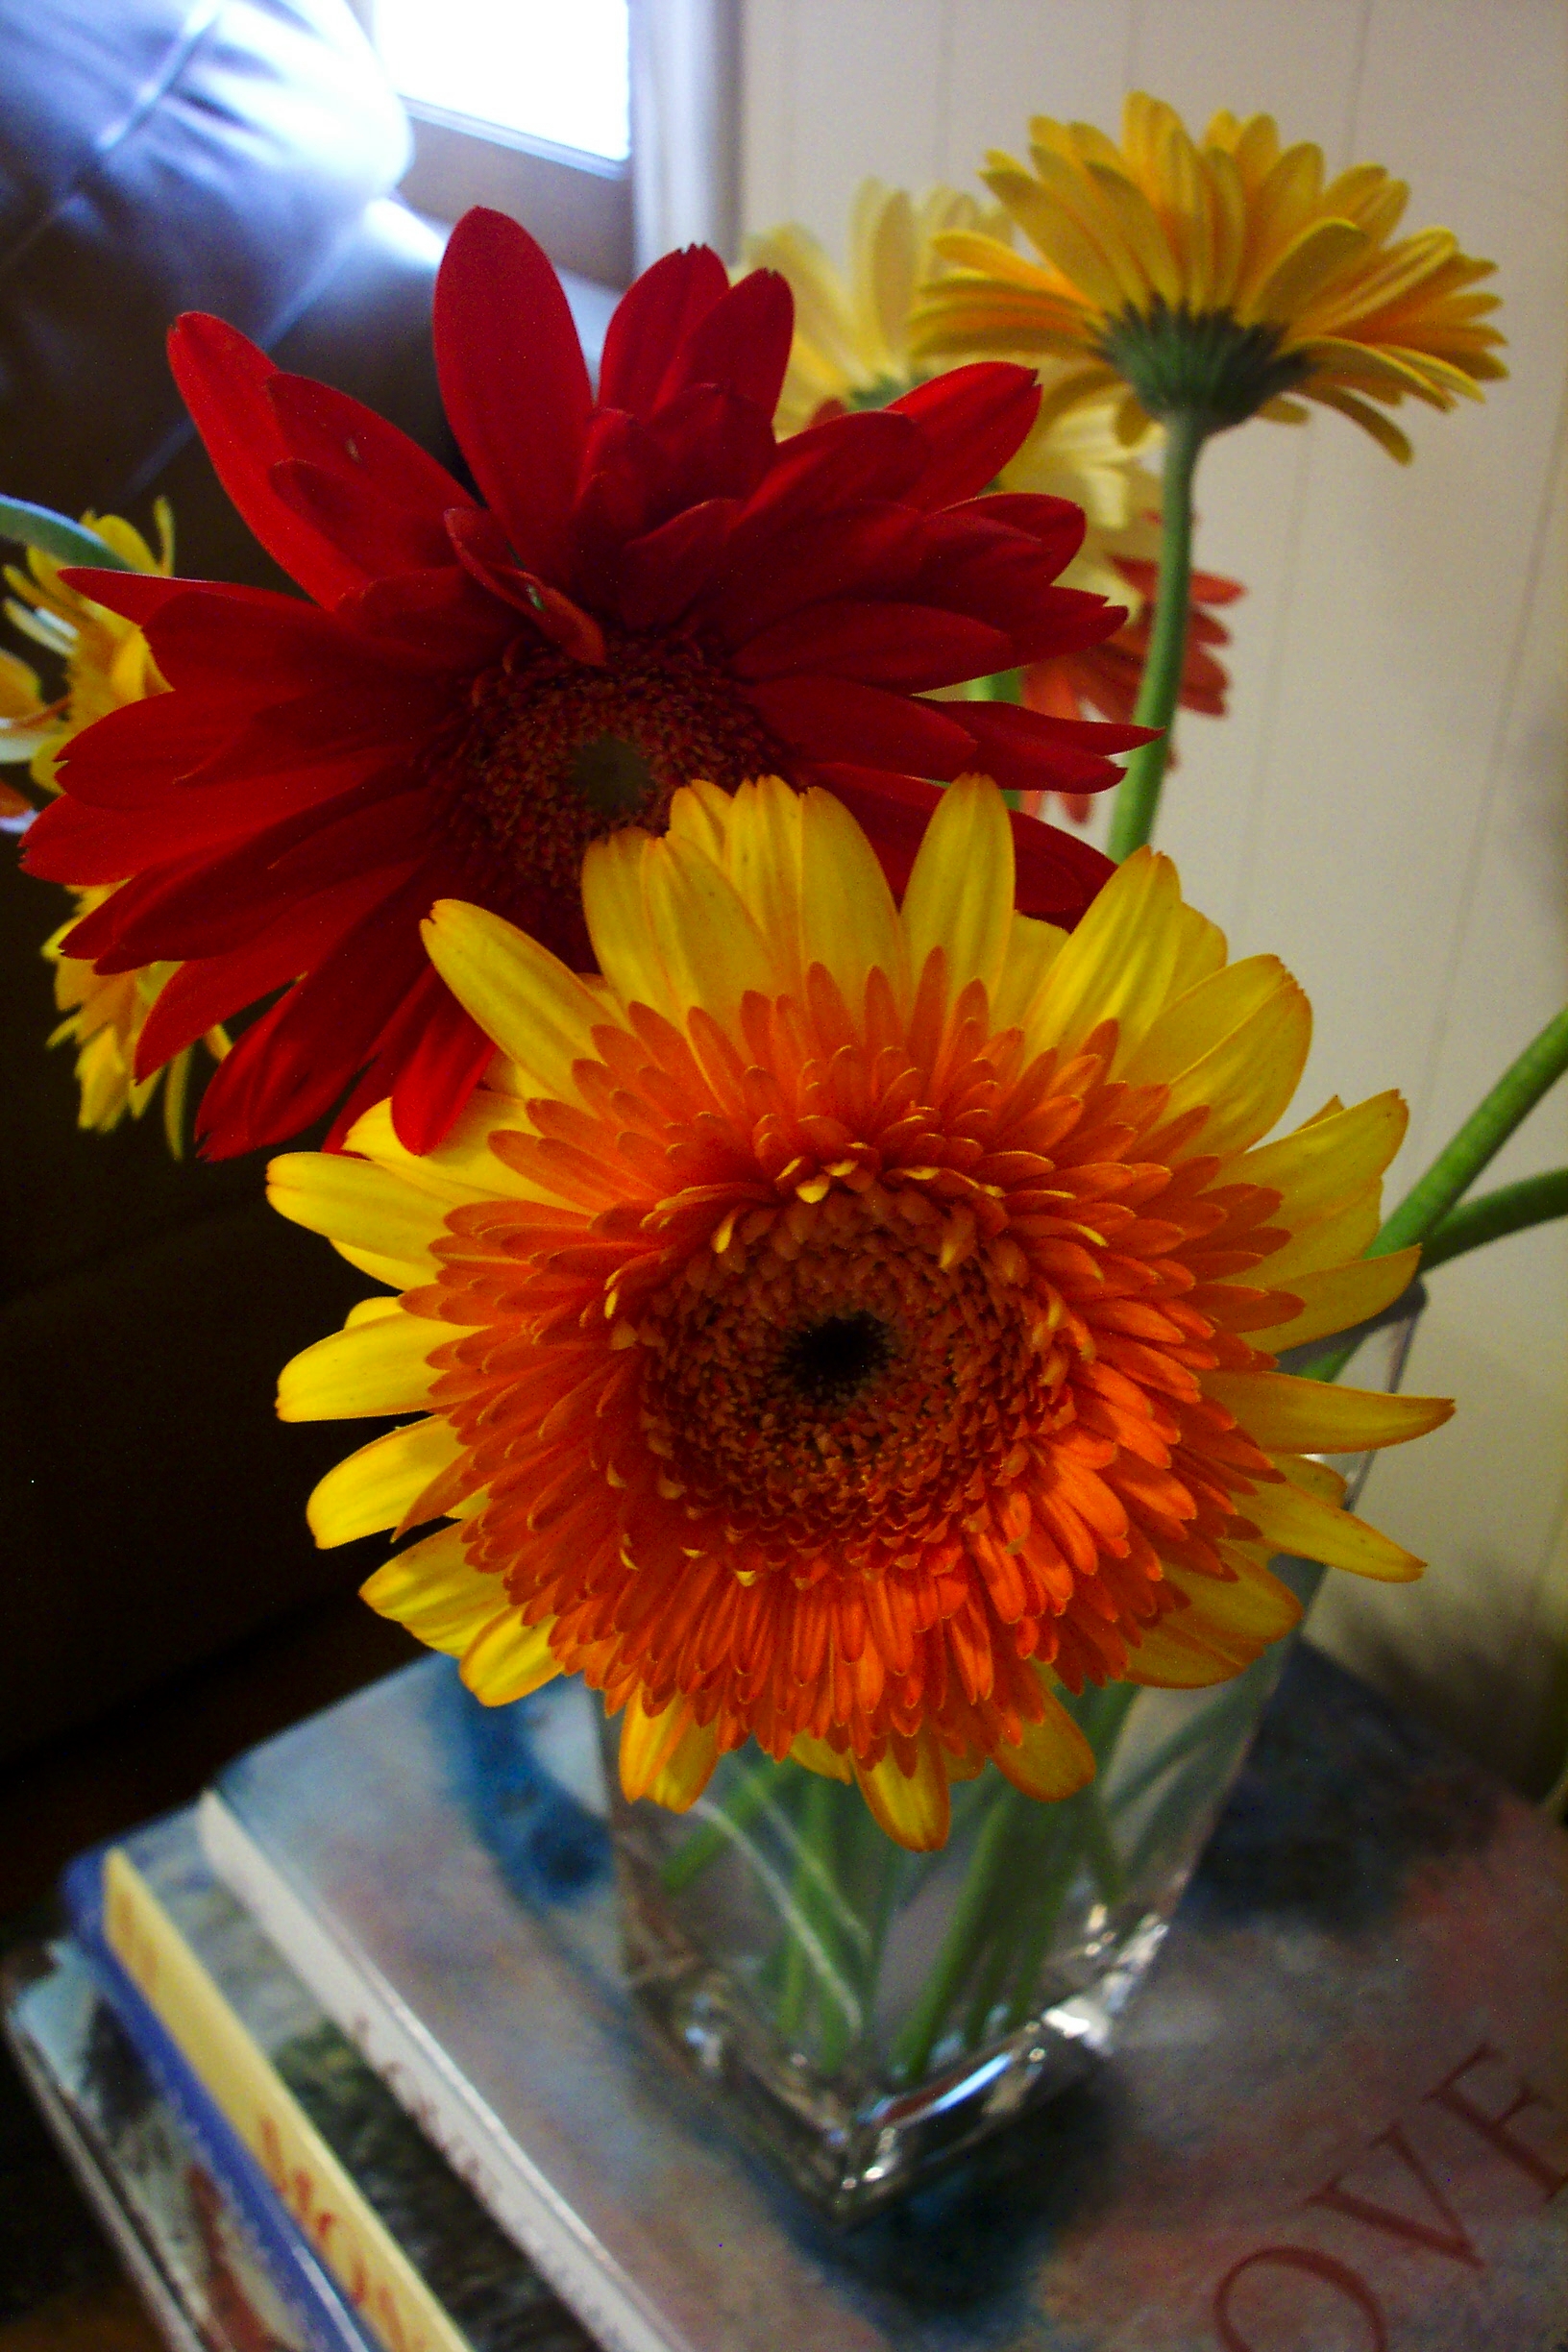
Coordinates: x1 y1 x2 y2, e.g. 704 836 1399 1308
736 0 1568 1790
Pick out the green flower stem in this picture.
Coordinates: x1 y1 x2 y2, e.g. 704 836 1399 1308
1418 1169 1568 1272
775 1772 841 2042
1302 1005 1568 1384
889 1784 1022 2083
659 1752 779 1893
1105 407 1209 862
1372 1007 1568 1261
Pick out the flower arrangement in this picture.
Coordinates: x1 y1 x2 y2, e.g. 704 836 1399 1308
4 84 1561 2197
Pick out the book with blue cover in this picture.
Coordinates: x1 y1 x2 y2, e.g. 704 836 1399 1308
195 1641 1568 2352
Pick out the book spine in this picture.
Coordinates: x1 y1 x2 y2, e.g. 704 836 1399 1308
95 1845 477 2352
53 1928 375 2352
199 1789 685 2352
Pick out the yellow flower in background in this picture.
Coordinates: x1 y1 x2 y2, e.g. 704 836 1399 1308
270 774 1449 1851
746 180 1014 432
911 94 1506 458
2 504 172 794
0 502 227 1150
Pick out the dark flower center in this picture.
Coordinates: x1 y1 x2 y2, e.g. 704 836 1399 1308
433 628 785 958
780 1312 894 1408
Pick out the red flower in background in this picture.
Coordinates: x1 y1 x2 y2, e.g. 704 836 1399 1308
1022 554 1243 821
27 209 1145 1159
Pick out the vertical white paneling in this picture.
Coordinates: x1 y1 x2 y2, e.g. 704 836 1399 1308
941 1 1136 179
736 0 1568 1790
1126 0 1371 161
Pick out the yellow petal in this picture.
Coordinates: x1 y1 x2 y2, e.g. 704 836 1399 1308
990 910 1067 1033
1247 1246 1421 1352
1278 1451 1346 1504
1259 1190 1383 1287
1204 1368 1454 1453
619 1695 720 1809
853 1738 951 1851
1120 953 1292 1092
1249 216 1368 324
789 1732 854 1783
1128 1556 1300 1686
1243 1477 1423 1582
1232 1091 1407 1220
719 773 805 985
360 1525 503 1652
423 898 604 1098
994 1684 1095 1801
461 1611 565 1706
900 772 1015 1003
638 827 779 1026
307 1415 465 1547
277 1308 444 1421
1158 974 1311 1160
1028 847 1185 1060
267 1151 444 1277
797 783 907 1016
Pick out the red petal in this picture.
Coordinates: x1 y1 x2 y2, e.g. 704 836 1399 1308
734 600 1013 692
660 268 794 420
265 372 474 525
1010 805 1116 925
599 246 731 416
56 568 202 625
167 315 368 605
744 674 976 775
270 459 455 580
734 410 924 537
432 209 591 576
888 365 1041 510
136 868 400 1074
960 699 1149 796
638 383 777 519
971 492 1086 575
390 984 496 1152
103 786 429 964
145 585 451 699
616 498 739 629
446 509 605 660
690 502 922 648
49 692 238 807
212 876 434 1146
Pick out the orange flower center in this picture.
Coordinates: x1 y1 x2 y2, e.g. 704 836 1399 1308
434 631 783 949
640 1200 1073 1573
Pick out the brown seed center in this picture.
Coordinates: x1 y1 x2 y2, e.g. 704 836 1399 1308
433 628 785 962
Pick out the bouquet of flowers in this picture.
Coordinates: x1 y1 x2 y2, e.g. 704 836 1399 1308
5 90 1559 2208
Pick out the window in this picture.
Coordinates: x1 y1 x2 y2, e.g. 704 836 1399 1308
365 0 634 287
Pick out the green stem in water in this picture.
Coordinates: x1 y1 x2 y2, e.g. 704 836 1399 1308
1105 408 1208 862
1419 1168 1568 1272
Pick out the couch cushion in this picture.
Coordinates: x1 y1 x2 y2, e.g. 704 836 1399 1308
0 0 411 515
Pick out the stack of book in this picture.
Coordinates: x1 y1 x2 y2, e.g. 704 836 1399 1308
7 1641 1566 2352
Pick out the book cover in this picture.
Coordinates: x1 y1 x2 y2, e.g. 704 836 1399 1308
201 1642 1568 2352
64 1813 590 2352
3 1935 328 2352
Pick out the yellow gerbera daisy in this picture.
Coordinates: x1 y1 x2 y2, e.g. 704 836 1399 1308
269 773 1448 1851
911 93 1505 458
2 503 227 1148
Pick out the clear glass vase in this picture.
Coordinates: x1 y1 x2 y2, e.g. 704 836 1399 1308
604 1287 1426 2220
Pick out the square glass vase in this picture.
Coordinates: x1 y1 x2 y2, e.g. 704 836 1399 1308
603 1291 1424 2221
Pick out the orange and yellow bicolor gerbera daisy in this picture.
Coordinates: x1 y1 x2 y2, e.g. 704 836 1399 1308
270 774 1449 1850
0 506 227 1147
911 94 1505 456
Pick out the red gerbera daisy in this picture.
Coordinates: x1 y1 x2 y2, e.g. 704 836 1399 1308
26 209 1146 1158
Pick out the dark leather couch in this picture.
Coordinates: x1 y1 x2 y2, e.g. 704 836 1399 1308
0 0 461 1762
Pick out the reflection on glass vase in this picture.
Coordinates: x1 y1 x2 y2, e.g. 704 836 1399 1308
604 1286 1427 2220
